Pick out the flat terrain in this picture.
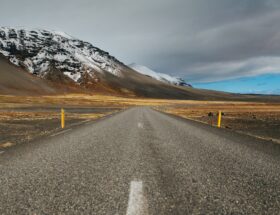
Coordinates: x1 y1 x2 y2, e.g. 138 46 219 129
1 94 280 148
159 102 280 143
0 107 120 148
0 94 143 148
0 107 280 214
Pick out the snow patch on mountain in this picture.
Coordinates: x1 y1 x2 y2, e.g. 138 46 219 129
129 63 191 87
0 27 123 83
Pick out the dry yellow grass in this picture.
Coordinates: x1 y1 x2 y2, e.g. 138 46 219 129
159 102 280 143
0 111 111 122
0 94 165 108
0 142 14 149
0 108 116 149
0 112 60 120
1 93 279 108
1 93 280 148
160 102 280 118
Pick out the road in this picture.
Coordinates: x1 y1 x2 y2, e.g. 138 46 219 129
0 107 280 214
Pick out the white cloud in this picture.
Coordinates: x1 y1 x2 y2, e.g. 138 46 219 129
188 56 280 83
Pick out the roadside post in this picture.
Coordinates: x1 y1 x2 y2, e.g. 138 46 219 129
217 110 222 128
61 108 65 129
208 112 214 126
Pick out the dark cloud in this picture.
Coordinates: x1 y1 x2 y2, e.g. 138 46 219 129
1 0 280 82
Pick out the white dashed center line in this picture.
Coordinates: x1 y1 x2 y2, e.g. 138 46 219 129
137 123 144 129
126 181 148 215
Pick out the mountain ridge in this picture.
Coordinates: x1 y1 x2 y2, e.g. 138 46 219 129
0 27 193 91
0 27 123 83
0 27 200 98
1 27 280 102
129 63 192 87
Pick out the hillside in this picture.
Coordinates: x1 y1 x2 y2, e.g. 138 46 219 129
0 55 59 95
129 63 192 87
0 27 280 102
0 27 195 98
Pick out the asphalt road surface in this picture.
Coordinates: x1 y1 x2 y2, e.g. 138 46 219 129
0 107 280 214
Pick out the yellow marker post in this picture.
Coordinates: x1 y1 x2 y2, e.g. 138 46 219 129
217 110 222 128
61 108 65 129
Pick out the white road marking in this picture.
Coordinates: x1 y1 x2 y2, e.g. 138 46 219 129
126 181 148 215
137 123 144 129
71 119 91 127
0 151 4 154
85 121 93 125
51 129 72 137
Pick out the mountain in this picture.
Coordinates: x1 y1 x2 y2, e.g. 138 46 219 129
0 27 122 82
0 54 55 95
0 27 201 98
0 54 83 95
1 27 279 101
129 63 192 87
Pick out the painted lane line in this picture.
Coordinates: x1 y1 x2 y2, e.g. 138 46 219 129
71 119 91 127
70 122 83 127
137 122 144 129
0 151 4 154
126 181 148 215
51 128 72 137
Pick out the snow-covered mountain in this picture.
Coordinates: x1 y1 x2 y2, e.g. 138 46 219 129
0 27 123 83
0 27 198 98
129 63 192 87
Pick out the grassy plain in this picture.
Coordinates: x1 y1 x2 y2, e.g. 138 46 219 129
159 102 280 143
1 93 280 148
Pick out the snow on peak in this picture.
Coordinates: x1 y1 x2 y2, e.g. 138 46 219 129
129 63 191 87
0 27 123 83
53 31 74 39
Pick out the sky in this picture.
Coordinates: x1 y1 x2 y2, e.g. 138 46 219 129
193 74 280 95
0 0 280 94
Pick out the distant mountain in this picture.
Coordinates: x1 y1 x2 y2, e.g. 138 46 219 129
129 63 192 87
1 27 278 102
0 27 197 98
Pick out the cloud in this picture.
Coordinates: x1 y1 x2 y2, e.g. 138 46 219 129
187 56 280 82
1 0 280 82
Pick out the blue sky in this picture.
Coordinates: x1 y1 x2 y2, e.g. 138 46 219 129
192 73 280 95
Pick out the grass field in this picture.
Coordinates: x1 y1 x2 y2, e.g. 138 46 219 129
1 93 280 148
159 102 280 143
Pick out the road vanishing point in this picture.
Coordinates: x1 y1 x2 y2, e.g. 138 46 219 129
0 107 280 214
